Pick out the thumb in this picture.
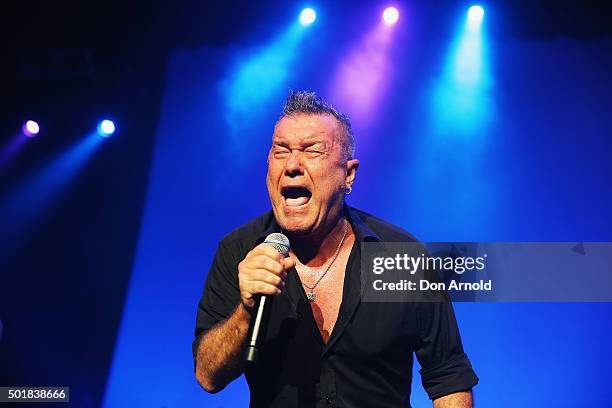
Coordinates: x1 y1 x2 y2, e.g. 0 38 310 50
283 256 297 271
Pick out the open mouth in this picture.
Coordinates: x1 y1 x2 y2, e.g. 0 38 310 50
281 186 312 207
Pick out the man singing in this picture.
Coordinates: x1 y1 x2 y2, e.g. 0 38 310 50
193 91 478 407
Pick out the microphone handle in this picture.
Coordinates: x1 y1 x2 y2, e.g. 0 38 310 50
245 294 273 363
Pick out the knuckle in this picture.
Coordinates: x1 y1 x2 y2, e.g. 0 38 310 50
264 258 277 272
272 275 283 286
258 243 274 255
262 245 281 259
256 254 270 267
255 282 269 294
262 257 281 274
267 272 283 287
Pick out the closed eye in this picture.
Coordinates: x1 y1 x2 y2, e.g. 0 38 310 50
304 143 325 157
305 151 322 158
272 147 290 159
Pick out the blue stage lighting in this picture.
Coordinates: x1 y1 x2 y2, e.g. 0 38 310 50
299 8 316 26
97 119 116 137
468 5 484 23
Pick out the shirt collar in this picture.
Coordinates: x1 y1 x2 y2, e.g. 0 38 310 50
344 205 381 243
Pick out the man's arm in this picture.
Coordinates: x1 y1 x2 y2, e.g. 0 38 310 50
414 301 479 403
195 303 250 393
194 243 295 393
433 390 473 407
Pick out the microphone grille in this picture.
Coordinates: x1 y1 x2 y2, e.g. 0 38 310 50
263 233 291 256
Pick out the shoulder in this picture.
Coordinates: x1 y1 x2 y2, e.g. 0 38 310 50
349 207 419 243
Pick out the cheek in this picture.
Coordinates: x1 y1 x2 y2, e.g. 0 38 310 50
266 171 277 195
310 166 345 196
267 163 282 182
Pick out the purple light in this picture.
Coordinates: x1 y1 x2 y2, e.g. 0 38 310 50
22 120 40 137
382 7 399 25
329 24 395 128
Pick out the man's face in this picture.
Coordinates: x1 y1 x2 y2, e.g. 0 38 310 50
267 113 358 236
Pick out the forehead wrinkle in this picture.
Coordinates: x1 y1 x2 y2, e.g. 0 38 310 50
272 114 344 156
274 121 333 141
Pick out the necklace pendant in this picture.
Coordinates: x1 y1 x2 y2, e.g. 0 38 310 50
306 292 317 302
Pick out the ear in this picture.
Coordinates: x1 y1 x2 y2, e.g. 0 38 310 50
345 159 360 189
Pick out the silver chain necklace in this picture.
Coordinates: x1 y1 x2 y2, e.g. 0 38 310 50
297 219 349 302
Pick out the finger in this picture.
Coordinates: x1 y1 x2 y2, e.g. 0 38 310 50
241 290 254 304
251 255 284 276
249 270 284 288
282 256 296 271
252 244 284 262
249 281 282 296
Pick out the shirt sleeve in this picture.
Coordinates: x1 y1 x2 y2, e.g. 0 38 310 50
414 301 479 400
192 239 242 362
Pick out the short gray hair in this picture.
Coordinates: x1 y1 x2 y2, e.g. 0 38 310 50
278 90 355 160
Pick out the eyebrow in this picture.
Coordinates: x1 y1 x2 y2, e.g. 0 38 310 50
272 138 326 147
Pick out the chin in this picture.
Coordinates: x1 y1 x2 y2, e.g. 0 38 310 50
277 214 315 236
280 220 312 236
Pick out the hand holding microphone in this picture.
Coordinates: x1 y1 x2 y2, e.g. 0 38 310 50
238 233 294 363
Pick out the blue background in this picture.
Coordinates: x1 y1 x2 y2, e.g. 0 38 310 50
101 16 612 407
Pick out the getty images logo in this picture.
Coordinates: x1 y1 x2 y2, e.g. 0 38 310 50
372 252 488 275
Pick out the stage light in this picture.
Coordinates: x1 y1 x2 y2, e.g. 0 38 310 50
382 7 399 25
97 119 116 137
432 2 491 137
224 17 308 132
22 120 40 137
467 5 484 23
299 8 316 26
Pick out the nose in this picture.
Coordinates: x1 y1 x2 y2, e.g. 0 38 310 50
284 150 304 177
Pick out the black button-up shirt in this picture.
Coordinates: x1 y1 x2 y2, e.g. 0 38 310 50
193 206 478 407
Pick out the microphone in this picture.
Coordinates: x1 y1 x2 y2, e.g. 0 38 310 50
245 233 291 364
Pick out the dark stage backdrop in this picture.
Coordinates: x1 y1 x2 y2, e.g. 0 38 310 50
103 22 612 407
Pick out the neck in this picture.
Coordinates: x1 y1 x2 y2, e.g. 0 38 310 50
289 215 348 267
